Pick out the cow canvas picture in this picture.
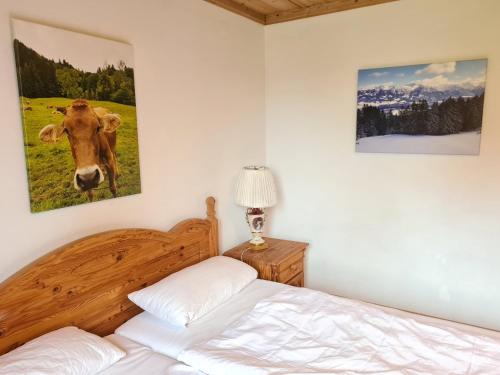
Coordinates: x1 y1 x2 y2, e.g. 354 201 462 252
356 59 487 155
12 19 141 212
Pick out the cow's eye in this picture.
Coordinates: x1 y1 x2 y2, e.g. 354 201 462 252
96 127 100 134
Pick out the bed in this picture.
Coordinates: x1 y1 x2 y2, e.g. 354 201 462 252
2 196 500 375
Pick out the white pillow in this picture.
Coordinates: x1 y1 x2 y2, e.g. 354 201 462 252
128 256 257 327
0 326 125 375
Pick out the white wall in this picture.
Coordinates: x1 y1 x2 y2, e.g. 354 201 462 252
0 0 265 281
265 0 500 330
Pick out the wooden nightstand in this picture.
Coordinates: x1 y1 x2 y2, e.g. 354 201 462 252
224 238 309 287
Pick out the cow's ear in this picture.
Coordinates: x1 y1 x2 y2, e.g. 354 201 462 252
39 124 65 143
99 113 121 133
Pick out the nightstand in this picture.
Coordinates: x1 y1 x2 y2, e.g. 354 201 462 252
224 238 309 287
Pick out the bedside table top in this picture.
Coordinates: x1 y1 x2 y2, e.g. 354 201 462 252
224 237 309 265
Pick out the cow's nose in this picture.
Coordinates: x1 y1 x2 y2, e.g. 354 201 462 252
76 169 101 190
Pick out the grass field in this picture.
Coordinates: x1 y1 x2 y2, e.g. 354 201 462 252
20 97 141 213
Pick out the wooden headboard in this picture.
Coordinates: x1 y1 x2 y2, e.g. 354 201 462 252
0 197 219 355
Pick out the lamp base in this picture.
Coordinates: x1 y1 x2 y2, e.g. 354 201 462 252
247 242 268 251
246 208 268 251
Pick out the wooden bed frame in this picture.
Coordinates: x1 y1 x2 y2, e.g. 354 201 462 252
0 197 219 355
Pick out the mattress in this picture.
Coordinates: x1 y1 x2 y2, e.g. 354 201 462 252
103 334 201 375
116 278 287 358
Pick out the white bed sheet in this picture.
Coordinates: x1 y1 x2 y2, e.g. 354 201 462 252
116 279 287 358
179 288 500 374
116 277 500 374
103 334 201 375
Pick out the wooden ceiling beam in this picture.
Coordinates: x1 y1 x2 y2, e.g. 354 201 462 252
203 0 398 25
204 0 267 24
266 0 398 24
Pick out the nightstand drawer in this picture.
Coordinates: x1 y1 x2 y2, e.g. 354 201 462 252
286 272 304 287
277 253 303 283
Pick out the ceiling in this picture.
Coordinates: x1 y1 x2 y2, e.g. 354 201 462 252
203 0 397 25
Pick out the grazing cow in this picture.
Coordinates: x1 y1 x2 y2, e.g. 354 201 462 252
24 106 32 111
39 99 121 201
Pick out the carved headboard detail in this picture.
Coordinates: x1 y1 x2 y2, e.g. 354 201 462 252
0 197 219 355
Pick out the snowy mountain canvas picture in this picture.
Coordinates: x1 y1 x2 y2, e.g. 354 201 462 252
356 59 487 155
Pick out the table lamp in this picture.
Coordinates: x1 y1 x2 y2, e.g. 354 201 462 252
235 166 277 250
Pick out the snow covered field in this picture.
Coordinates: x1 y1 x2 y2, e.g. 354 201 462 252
356 131 481 155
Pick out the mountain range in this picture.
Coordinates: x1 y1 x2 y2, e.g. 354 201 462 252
358 81 485 113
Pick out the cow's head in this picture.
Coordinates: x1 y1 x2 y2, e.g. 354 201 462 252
39 99 121 192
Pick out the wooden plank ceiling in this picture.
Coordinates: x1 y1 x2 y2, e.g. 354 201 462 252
203 0 397 25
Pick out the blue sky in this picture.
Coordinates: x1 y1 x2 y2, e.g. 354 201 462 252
358 59 487 90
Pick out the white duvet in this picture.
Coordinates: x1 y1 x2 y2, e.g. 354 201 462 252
179 288 500 374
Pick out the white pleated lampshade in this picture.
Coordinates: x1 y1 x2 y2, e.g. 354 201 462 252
235 166 277 208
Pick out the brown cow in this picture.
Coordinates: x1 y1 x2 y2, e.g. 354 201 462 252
39 99 121 201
